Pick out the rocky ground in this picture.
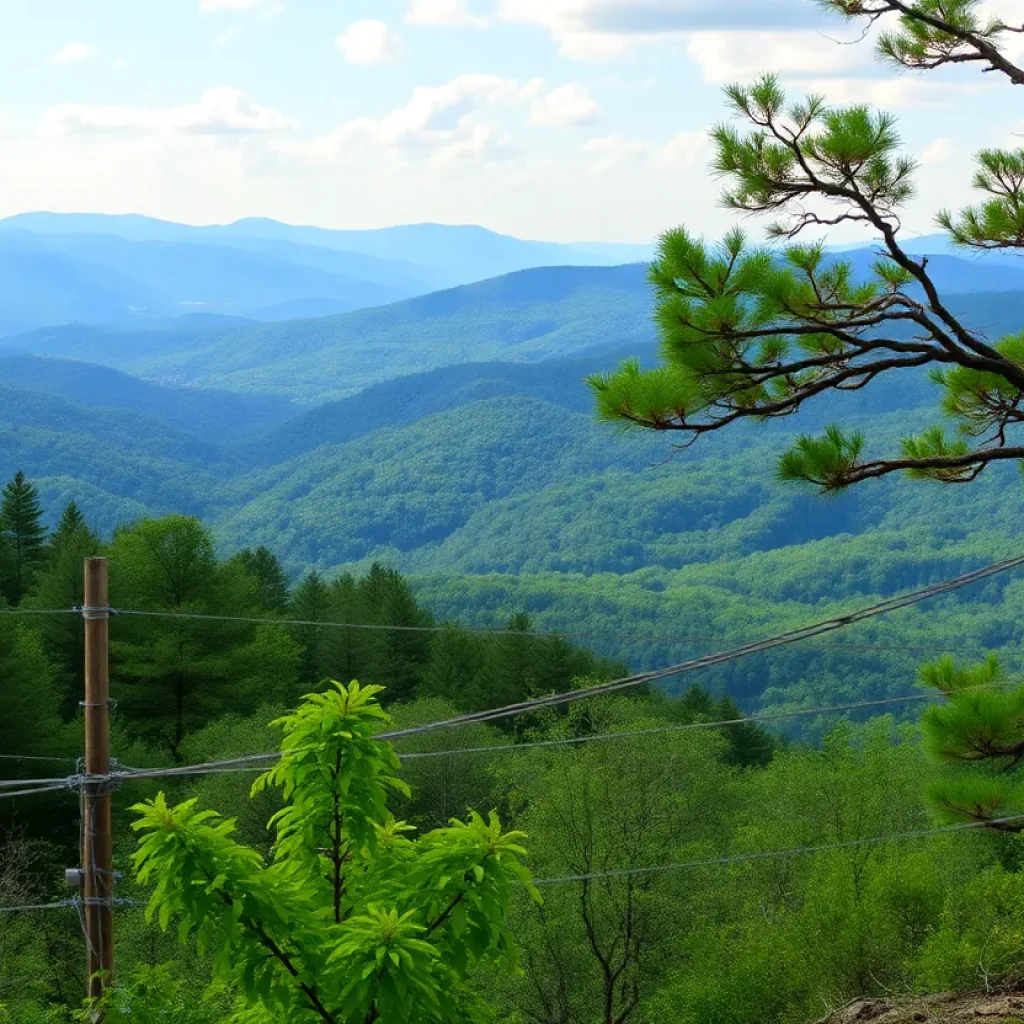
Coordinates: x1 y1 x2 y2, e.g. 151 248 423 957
820 985 1024 1024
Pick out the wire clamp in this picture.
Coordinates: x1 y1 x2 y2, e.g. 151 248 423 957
74 605 119 620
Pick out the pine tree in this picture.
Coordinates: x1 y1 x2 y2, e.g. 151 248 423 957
0 472 47 605
290 571 332 687
477 613 540 714
109 515 301 756
53 500 86 540
358 564 432 703
321 573 369 686
230 545 290 613
422 624 482 706
581 2 1024 829
23 502 103 718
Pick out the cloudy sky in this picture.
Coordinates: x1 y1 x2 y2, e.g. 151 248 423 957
0 0 1020 243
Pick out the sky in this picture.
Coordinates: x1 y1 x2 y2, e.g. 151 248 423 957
0 0 1020 243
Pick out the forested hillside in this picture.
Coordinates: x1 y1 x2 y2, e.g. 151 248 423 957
3 487 1024 1024
4 239 1024 1024
0 267 1023 719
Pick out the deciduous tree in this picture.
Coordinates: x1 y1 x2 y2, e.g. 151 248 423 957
112 682 536 1024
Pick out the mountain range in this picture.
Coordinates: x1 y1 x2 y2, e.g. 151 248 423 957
0 213 656 334
0 212 1022 344
1 213 1023 711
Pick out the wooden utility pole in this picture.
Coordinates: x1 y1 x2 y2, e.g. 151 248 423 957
82 557 114 1004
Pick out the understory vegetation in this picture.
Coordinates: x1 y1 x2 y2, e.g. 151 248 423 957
2 481 1024 1021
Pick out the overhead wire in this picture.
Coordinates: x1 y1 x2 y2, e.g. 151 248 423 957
4 556 1024 924
5 587 1024 658
0 607 78 617
532 813 1024 886
379 554 1024 740
0 782 75 801
79 598 1024 655
0 775 70 789
95 681 1024 783
0 754 75 764
92 603 1024 658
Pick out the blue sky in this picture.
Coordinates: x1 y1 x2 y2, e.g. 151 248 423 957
0 0 1020 242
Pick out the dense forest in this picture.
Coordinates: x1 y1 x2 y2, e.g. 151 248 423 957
2 475 1024 1022
4 322 1024 721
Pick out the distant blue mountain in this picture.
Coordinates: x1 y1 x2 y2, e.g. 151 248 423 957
0 230 413 325
831 233 1024 270
0 212 655 290
827 248 1024 292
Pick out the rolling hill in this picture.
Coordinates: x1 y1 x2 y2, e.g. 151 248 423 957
0 355 296 440
5 257 1022 405
0 212 655 284
0 257 1023 713
0 264 657 401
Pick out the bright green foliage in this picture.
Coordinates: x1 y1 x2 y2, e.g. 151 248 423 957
0 471 48 604
124 682 537 1023
822 0 1024 86
251 682 408 919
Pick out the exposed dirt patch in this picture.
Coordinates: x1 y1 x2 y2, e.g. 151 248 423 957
819 984 1024 1024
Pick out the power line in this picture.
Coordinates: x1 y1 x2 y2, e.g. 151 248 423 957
0 900 76 915
532 813 1024 886
8 555 1024 790
0 754 75 764
0 686 1002 792
5 596 1024 659
107 605 1024 658
0 783 74 801
99 682 1023 783
1 814 1017 908
0 897 143 916
0 776 69 789
379 554 1024 740
396 692 950 760
0 608 78 617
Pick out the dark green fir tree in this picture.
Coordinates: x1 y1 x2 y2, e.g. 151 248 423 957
0 471 48 605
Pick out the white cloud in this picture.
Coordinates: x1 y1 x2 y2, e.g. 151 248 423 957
920 137 954 165
802 76 982 108
112 57 128 71
405 0 488 29
529 83 601 127
277 74 601 172
280 74 525 167
687 30 871 83
335 20 404 65
51 42 97 65
497 0 832 60
583 130 706 172
38 87 297 139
